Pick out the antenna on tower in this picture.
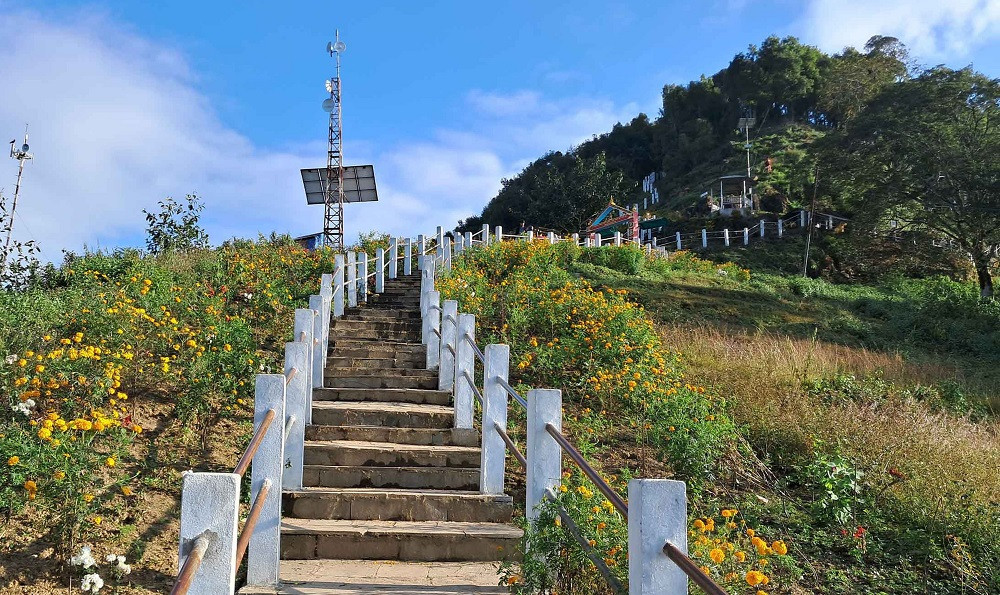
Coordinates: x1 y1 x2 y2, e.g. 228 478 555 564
322 30 346 249
4 124 32 259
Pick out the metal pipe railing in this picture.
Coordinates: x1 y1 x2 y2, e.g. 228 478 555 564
544 423 628 517
170 532 211 595
494 422 526 468
496 376 528 408
461 370 483 405
464 334 485 364
545 486 626 594
444 343 456 356
233 408 276 477
664 542 728 595
283 414 296 442
235 478 272 569
285 367 297 386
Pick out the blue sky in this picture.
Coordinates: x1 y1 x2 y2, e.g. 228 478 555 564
1 0 999 258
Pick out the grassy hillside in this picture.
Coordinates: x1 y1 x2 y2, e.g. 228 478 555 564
441 241 1000 594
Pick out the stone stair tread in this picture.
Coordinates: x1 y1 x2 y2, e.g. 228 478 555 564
305 439 480 454
311 401 452 414
238 560 507 594
287 487 508 500
282 518 523 538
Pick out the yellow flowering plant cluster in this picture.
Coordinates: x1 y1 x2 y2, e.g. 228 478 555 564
0 236 341 556
688 509 793 594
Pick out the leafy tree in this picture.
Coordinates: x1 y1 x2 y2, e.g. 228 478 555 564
836 67 1000 297
818 36 909 127
143 194 209 255
0 190 41 289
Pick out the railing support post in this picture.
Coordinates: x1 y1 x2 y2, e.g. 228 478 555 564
527 230 534 242
417 234 426 269
453 313 475 429
346 251 358 308
444 236 452 272
526 388 562 522
594 234 601 247
614 231 622 246
760 219 766 237
701 229 707 248
403 238 412 276
178 472 240 594
333 255 345 318
246 374 286 587
743 227 749 246
455 233 464 254
464 231 472 248
420 267 434 344
307 297 325 424
676 232 682 250
548 232 556 244
481 344 509 494
495 225 503 242
482 224 490 245
439 300 459 391
426 290 441 371
800 210 807 227
319 273 333 363
778 218 784 238
359 252 368 302
628 479 688 595
572 233 579 245
375 248 385 293
724 229 730 247
389 237 398 279
282 341 310 490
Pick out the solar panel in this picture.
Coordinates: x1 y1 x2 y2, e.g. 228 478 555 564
301 165 378 205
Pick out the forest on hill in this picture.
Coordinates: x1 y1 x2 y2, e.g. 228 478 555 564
459 35 1000 297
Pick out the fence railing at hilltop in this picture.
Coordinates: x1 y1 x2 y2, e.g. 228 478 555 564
171 224 726 594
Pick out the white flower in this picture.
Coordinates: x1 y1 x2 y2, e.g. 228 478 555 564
105 554 117 562
80 572 104 592
717 269 729 276
71 546 96 569
4 354 16 365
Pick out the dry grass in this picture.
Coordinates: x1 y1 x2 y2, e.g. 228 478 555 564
660 323 1000 555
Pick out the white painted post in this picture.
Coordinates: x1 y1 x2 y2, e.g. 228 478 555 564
743 227 749 245
527 230 534 242
585 236 592 248
614 231 622 246
307 297 324 423
246 374 286 587
333 255 345 317
646 244 652 255
724 229 730 247
481 344 509 495
319 274 332 381
346 251 358 308
800 210 807 227
403 238 412 276
676 232 682 250
375 248 385 293
436 226 444 253
359 252 368 302
760 219 766 237
292 305 315 405
444 236 452 272
572 233 579 245
426 290 441 371
388 238 398 279
453 313 476 430
420 267 433 344
282 341 309 490
827 214 834 229
464 231 473 249
526 388 562 522
778 218 784 238
595 234 602 247
495 225 503 242
417 234 426 269
701 229 707 248
178 473 240 594
548 231 556 244
628 479 688 595
455 233 464 255
439 300 459 391
481 224 490 245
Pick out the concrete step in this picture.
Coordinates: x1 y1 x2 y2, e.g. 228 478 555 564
238 560 508 595
303 465 479 490
325 355 424 369
283 488 514 522
313 387 450 405
306 425 477 447
326 367 438 379
280 519 522 562
343 310 421 321
311 401 452 428
304 440 480 468
327 328 421 341
333 319 422 332
329 338 422 350
324 375 437 390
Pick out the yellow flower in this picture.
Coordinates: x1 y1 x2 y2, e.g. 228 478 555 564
734 551 746 562
37 427 52 440
693 519 705 530
92 516 102 526
23 480 37 491
35 364 45 373
105 457 116 468
83 493 95 503
132 425 143 434
745 571 766 586
121 486 133 496
709 548 725 563
53 471 66 480
7 456 19 465
771 540 788 556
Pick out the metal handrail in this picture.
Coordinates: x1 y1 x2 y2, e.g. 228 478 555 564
443 314 456 323
285 367 298 386
494 422 526 468
431 328 441 338
235 478 272 569
495 376 527 408
664 542 728 595
428 305 442 313
464 334 485 364
544 487 626 595
444 343 456 356
284 414 297 442
170 532 211 595
461 370 483 405
544 423 628 517
233 408 276 477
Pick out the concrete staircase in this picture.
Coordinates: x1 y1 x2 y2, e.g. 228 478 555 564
260 273 520 593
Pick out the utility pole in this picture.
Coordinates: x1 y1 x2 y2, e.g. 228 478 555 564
5 126 32 258
802 166 819 278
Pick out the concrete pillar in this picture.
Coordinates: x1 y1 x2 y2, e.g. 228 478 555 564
526 388 562 522
778 218 784 238
595 234 602 247
547 232 556 244
464 231 472 249
827 214 834 229
527 230 534 242
585 236 592 248
481 224 490 245
572 233 579 245
359 252 368 302
318 274 332 377
426 290 441 371
333 255 345 317
628 479 688 595
701 229 707 248
388 238 398 279
614 232 622 246
178 472 240 594
246 374 286 587
436 226 444 253
403 238 412 276
444 237 452 272
375 248 385 293
420 267 434 344
453 313 476 430
346 251 358 308
417 235 426 269
724 229 730 247
282 341 309 490
307 296 325 422
480 344 509 495
743 228 749 245
455 233 464 255
760 219 766 237
800 210 807 227
495 225 503 242
438 300 459 392
676 231 682 250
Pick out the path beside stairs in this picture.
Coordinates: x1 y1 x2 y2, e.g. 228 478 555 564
242 273 520 594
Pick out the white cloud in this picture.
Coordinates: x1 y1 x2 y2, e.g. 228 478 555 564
0 9 646 256
799 0 1000 58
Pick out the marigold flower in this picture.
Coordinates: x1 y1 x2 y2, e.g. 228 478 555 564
83 493 95 503
105 457 116 468
24 480 37 491
745 570 765 586
771 540 787 555
7 456 19 465
54 471 66 480
709 548 725 563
